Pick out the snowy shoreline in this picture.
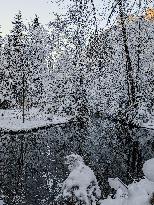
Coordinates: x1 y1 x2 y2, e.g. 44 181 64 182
0 108 75 132
0 108 153 132
141 121 154 130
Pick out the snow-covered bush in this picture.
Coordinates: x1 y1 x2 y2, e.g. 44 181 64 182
61 154 101 205
0 194 5 205
143 158 154 182
100 158 154 205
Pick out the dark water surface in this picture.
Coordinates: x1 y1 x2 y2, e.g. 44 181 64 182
0 118 154 205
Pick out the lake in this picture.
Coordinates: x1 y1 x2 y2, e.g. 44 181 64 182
0 117 154 205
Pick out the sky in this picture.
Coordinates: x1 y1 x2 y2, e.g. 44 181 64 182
0 0 153 36
0 0 112 36
0 0 70 35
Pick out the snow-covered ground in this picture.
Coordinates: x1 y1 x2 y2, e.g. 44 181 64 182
0 108 74 131
0 106 153 131
142 118 154 130
0 200 4 205
100 158 154 205
137 105 154 129
0 195 5 205
60 155 154 205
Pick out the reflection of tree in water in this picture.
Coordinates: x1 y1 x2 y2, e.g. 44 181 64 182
1 133 26 204
0 119 154 204
116 123 143 183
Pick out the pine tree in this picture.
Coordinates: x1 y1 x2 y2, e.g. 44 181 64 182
68 0 98 125
3 11 26 107
26 15 51 108
0 26 3 102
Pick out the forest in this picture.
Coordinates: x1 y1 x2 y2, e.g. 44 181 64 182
0 0 154 204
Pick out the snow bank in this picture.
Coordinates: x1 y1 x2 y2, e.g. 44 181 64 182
52 115 72 125
0 195 5 205
101 158 154 205
128 178 154 198
61 154 101 205
135 104 154 129
0 108 73 131
142 120 154 130
108 177 128 194
0 200 4 205
140 112 154 130
143 158 154 182
100 198 124 205
101 179 154 205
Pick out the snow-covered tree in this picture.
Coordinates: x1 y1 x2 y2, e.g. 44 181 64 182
101 158 154 205
46 14 76 115
0 26 4 102
85 4 154 183
26 15 52 108
61 154 101 205
2 11 26 107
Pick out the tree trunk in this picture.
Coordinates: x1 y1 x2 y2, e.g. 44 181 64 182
118 0 136 107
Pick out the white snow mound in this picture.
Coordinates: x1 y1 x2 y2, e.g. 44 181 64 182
143 158 154 182
101 158 154 205
62 154 101 205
